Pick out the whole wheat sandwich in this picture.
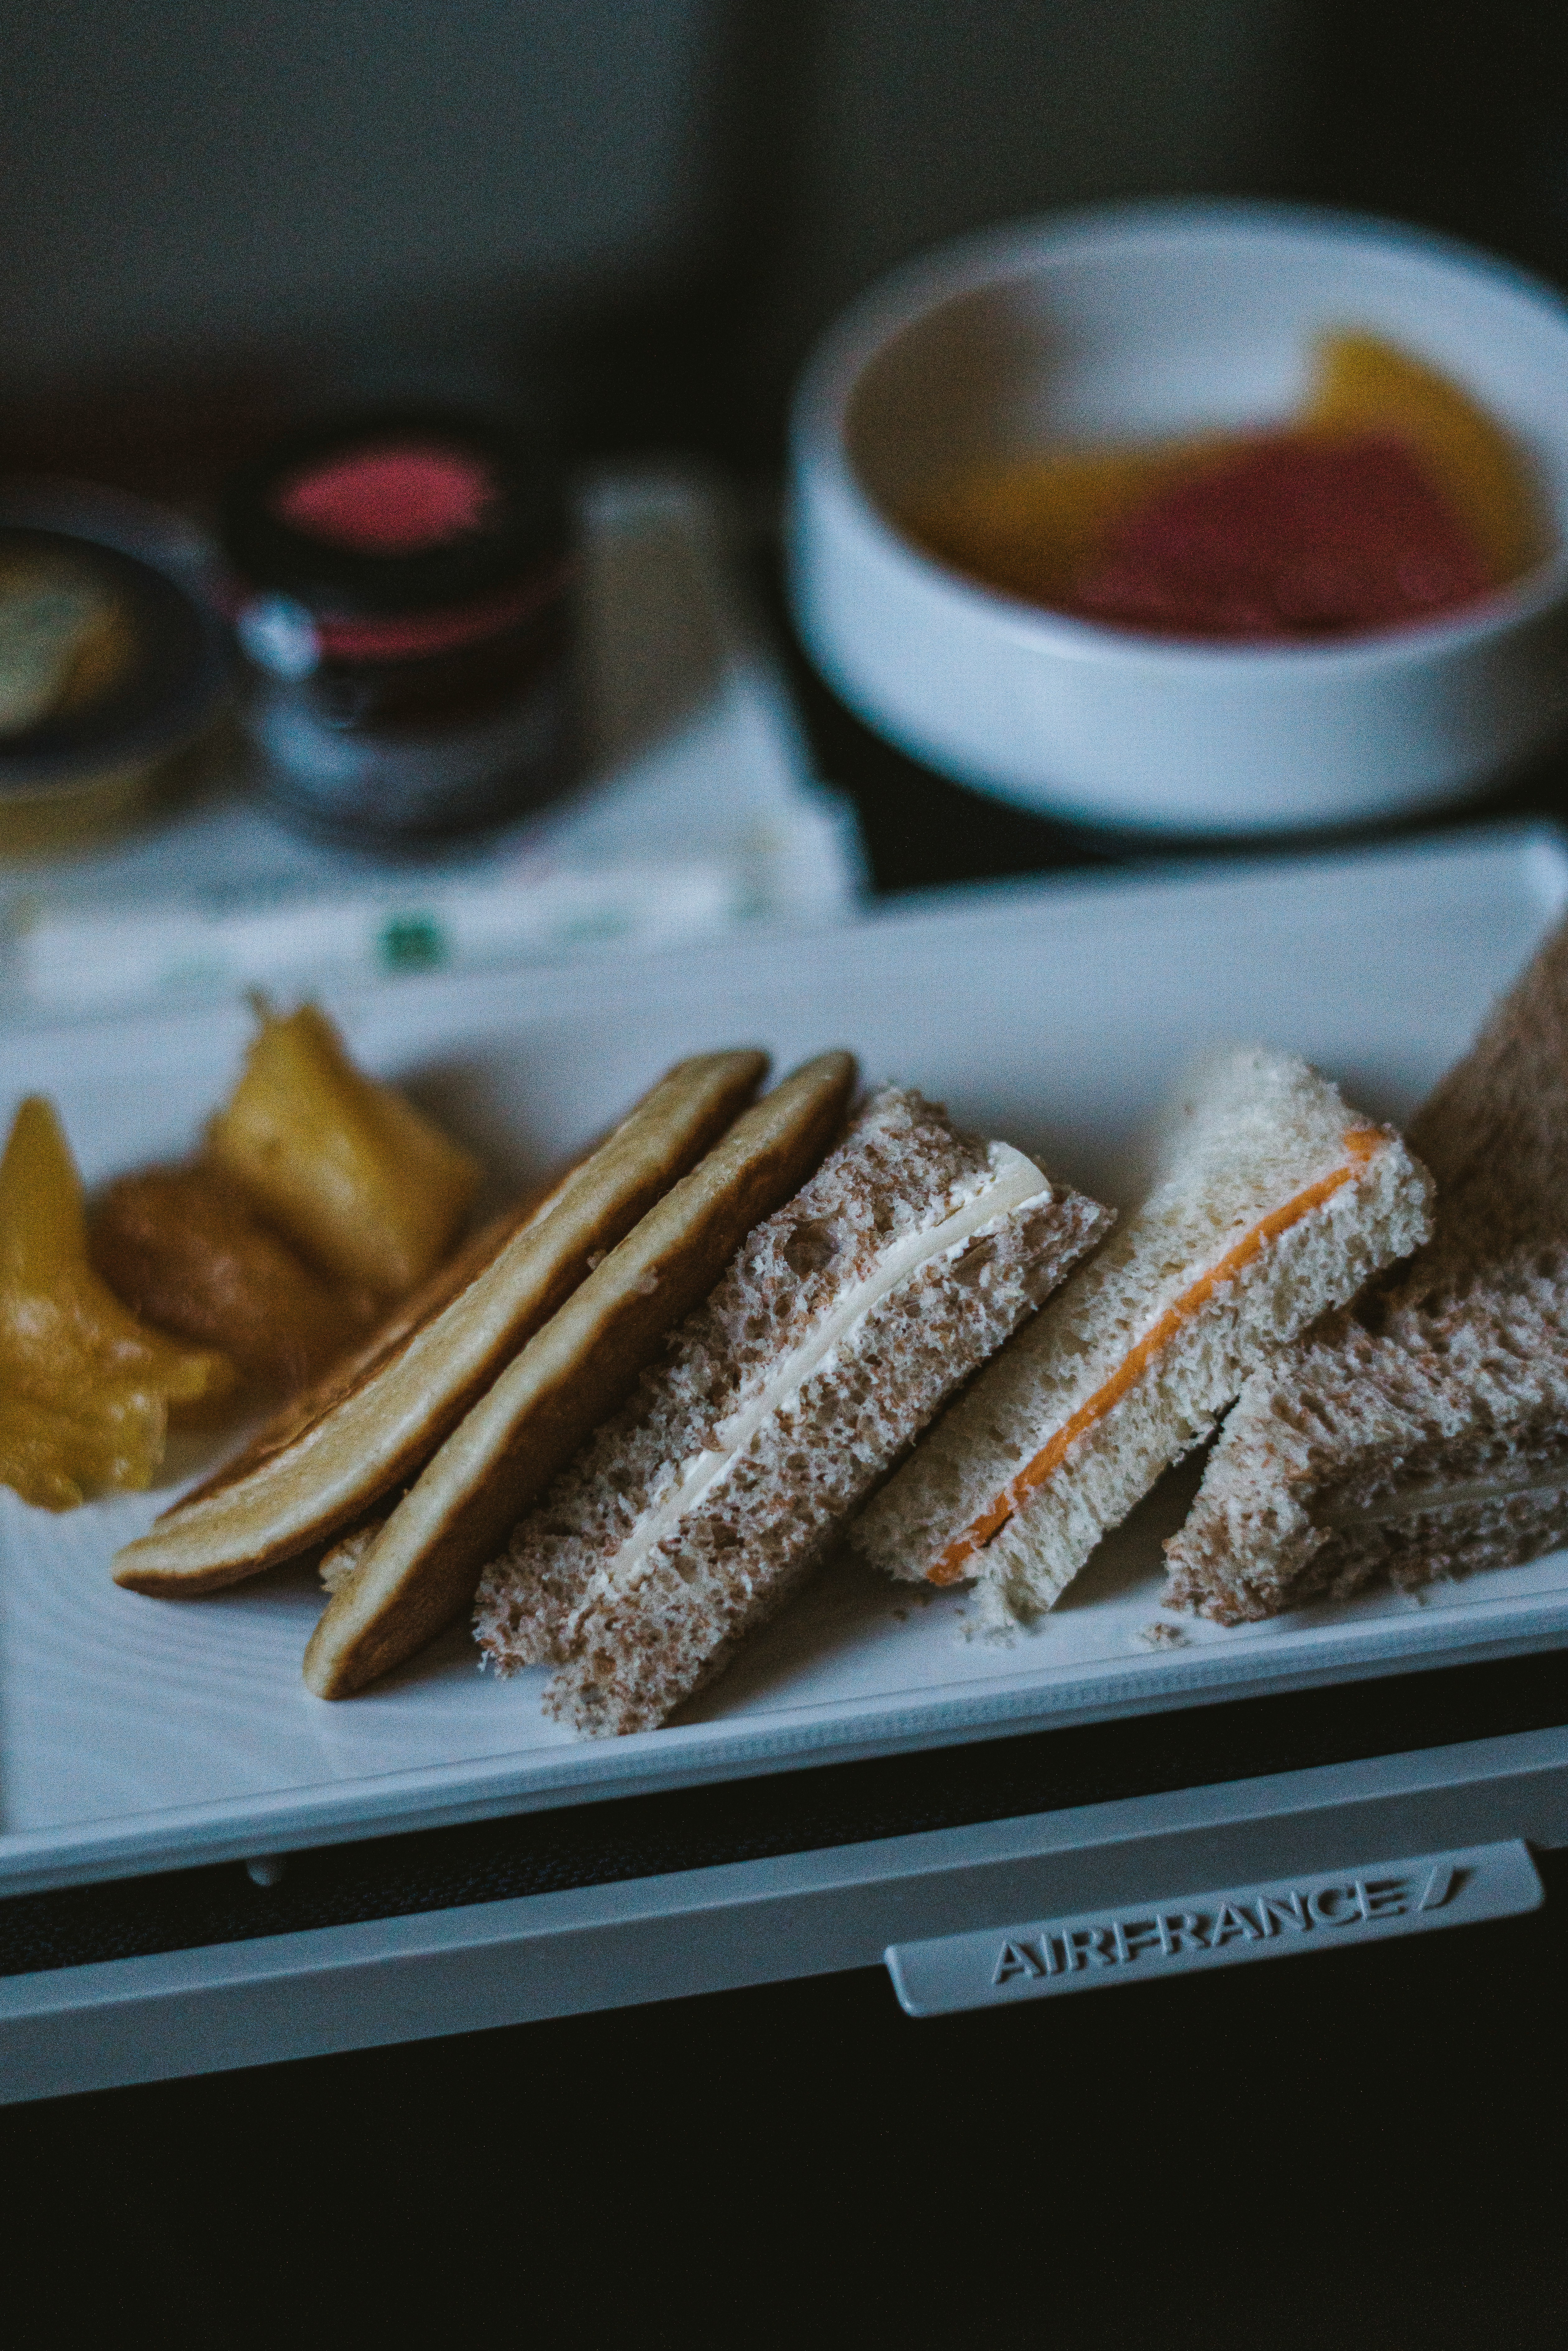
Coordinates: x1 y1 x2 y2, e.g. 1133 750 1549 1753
1165 921 1568 1624
474 1087 1112 1734
852 1047 1434 1624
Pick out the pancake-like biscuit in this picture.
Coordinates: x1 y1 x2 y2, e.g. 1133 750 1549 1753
113 1051 769 1595
303 1051 857 1698
175 1180 571 1512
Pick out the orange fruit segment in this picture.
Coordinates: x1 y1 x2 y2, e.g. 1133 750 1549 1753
1305 332 1542 587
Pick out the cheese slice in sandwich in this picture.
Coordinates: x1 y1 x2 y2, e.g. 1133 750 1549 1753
852 1048 1434 1623
113 1050 771 1597
473 1087 1113 1736
1166 921 1568 1623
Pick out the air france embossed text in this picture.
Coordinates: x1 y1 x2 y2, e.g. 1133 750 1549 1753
990 1865 1458 1987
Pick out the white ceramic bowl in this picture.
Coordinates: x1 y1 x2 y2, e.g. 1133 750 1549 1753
788 201 1568 834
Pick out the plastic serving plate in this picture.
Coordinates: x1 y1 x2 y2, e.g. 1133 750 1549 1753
4 822 1567 1897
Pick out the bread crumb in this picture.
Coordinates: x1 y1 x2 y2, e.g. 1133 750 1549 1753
1135 1619 1189 1649
319 1518 383 1592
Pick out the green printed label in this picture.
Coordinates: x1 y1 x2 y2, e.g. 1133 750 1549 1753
379 914 447 972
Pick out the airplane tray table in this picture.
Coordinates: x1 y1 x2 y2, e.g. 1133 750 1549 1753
6 822 1568 2096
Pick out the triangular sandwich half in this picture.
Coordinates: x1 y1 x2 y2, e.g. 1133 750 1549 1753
1166 921 1568 1623
852 1048 1433 1623
473 1087 1112 1734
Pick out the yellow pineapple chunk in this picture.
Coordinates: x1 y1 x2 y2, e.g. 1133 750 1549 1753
0 1098 234 1510
206 1003 481 1297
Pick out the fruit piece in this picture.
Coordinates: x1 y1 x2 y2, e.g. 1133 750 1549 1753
907 443 1205 608
1302 333 1539 588
905 331 1543 626
206 1002 481 1296
0 1097 234 1510
1066 432 1491 640
90 1161 380 1390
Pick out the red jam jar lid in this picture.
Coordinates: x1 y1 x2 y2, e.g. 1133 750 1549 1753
222 408 568 621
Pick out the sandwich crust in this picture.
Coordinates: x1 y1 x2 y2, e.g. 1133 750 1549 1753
1402 917 1568 1258
1165 925 1568 1620
854 1048 1434 1621
476 1087 1111 1735
1164 1245 1568 1621
113 1050 770 1596
302 1051 858 1698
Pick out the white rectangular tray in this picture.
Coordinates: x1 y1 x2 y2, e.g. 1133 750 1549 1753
5 822 1568 1895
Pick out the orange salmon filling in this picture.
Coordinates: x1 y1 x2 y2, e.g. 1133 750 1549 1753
925 1128 1385 1585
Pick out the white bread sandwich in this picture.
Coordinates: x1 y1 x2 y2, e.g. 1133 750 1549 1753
852 1048 1434 1624
1165 921 1568 1623
473 1087 1113 1735
303 1051 858 1696
114 1049 771 1597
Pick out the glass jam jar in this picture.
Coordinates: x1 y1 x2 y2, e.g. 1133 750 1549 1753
223 410 573 842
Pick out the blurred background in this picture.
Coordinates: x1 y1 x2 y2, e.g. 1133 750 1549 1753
2 1 1563 499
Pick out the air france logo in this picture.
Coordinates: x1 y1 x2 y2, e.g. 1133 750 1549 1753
991 1864 1459 1987
886 1844 1540 2015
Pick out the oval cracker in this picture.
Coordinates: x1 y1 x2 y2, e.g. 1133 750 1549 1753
303 1050 858 1697
113 1050 770 1595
